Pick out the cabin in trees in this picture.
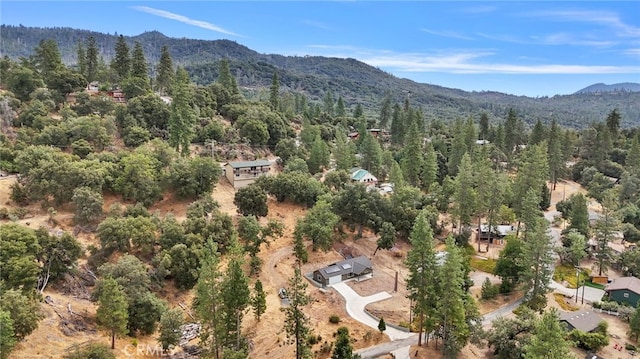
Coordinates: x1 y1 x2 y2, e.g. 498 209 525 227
313 256 373 287
604 276 640 307
476 224 515 245
559 310 603 333
350 168 378 186
224 160 272 189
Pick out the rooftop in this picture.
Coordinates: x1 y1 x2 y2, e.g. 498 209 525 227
605 276 640 295
316 256 372 279
226 160 271 169
559 310 603 333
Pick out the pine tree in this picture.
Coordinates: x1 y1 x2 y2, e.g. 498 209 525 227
378 317 386 333
568 193 589 237
194 241 224 358
512 144 549 235
523 309 575 359
336 96 346 117
504 108 520 156
452 153 477 235
547 119 563 190
529 120 546 145
307 134 330 174
606 109 621 140
220 239 250 351
76 42 87 79
594 190 620 276
156 45 174 95
85 36 99 83
521 216 554 311
353 104 364 119
131 42 148 80
96 277 129 349
111 35 130 81
217 59 239 96
448 118 467 176
405 210 439 346
293 232 309 264
378 93 392 128
388 161 405 189
323 90 334 116
282 268 312 359
627 133 640 176
333 131 357 171
251 280 267 321
359 132 382 178
401 121 424 187
168 67 196 155
331 327 354 359
438 236 470 357
390 103 405 145
269 72 279 110
422 142 438 191
33 39 63 79
479 112 489 140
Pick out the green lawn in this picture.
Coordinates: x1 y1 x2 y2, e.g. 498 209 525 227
470 257 497 274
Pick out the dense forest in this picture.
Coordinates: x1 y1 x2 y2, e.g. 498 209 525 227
1 33 640 359
2 25 639 129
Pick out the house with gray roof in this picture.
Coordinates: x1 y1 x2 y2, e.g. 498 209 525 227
605 276 640 307
313 256 373 287
559 310 603 333
224 160 272 188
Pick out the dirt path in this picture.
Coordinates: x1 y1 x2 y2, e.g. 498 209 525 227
263 245 293 291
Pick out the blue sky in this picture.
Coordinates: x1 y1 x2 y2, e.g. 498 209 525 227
2 1 639 97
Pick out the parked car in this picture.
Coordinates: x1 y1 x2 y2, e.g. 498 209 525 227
278 288 288 299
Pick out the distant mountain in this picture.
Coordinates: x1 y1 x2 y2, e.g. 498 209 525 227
575 82 640 94
2 25 639 129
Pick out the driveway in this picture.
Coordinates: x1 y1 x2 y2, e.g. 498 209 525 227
332 282 414 341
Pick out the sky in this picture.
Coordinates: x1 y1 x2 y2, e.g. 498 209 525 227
2 1 639 97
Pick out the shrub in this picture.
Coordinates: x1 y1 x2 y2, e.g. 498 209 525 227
626 343 637 351
63 343 115 359
329 314 341 324
481 277 499 300
568 330 609 352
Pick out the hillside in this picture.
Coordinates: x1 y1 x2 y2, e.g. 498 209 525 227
2 25 639 128
575 82 640 94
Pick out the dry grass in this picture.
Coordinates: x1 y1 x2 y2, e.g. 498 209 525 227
553 293 580 311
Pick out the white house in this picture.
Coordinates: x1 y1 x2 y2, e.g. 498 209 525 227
350 168 378 186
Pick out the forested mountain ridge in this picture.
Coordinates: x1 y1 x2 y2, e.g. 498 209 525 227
2 25 639 128
575 82 640 94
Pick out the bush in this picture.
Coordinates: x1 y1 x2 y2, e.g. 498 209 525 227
626 343 637 351
481 277 499 300
568 330 609 352
63 343 116 359
329 314 341 324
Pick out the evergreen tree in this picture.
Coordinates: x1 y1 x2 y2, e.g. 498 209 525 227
307 134 330 174
529 120 546 145
111 35 130 81
452 153 477 235
504 108 522 157
523 309 575 359
158 308 183 352
375 222 396 255
422 142 438 191
282 268 313 359
331 327 354 359
293 232 309 264
438 236 472 357
251 280 267 321
378 93 392 128
594 190 620 276
76 42 86 79
220 240 250 351
359 132 382 178
194 241 224 358
390 103 405 145
606 109 621 140
33 39 63 80
512 144 549 234
269 72 279 110
131 42 148 80
378 317 386 333
156 45 174 95
494 237 525 293
479 112 489 140
388 160 405 189
353 103 364 119
217 59 239 96
336 96 346 117
405 210 439 346
547 119 563 190
85 36 99 83
568 193 589 237
168 67 196 155
401 121 424 187
448 118 467 176
627 133 640 176
323 90 334 116
521 217 554 311
333 131 357 171
96 277 129 349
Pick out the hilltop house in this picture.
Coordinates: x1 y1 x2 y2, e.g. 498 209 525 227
224 160 272 189
476 224 515 245
313 256 373 287
350 168 377 186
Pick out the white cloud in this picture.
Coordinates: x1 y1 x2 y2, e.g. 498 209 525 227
132 6 241 37
524 10 640 37
301 19 333 31
421 29 474 40
622 48 640 56
302 45 638 75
